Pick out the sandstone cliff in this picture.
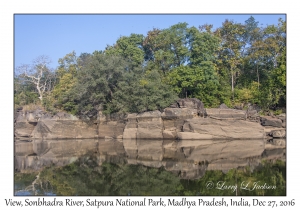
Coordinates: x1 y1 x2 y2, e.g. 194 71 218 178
14 98 286 179
14 98 285 141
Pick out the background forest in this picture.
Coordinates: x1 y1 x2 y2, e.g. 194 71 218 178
14 17 286 118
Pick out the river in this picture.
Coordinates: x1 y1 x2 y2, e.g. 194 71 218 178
14 138 286 196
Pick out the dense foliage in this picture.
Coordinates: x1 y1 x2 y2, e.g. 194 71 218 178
14 17 286 116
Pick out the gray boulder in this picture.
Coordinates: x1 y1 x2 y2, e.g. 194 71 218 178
177 98 205 116
219 103 229 109
247 110 258 119
271 129 286 138
161 108 198 132
260 116 282 128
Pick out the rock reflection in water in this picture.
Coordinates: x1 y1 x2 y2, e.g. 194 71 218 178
14 138 285 179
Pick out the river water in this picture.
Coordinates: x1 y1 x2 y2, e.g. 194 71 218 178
14 138 286 196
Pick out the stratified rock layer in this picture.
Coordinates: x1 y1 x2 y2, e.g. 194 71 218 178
14 99 286 179
181 118 264 139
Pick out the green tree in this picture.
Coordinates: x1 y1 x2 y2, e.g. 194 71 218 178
143 23 189 74
167 62 220 107
166 26 221 107
187 26 220 65
112 69 178 113
105 34 144 68
14 76 39 106
247 19 286 110
215 20 245 99
77 52 93 70
262 18 286 69
52 51 79 112
242 16 260 55
258 47 286 110
240 16 262 88
67 54 128 117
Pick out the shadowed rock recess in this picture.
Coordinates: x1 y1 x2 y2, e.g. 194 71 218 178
14 98 286 179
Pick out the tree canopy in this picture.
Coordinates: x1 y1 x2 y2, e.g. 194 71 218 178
14 17 286 116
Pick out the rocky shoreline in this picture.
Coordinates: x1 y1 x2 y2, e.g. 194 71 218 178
14 99 286 179
14 98 286 142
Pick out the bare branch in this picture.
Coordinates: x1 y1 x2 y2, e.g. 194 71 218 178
16 55 54 101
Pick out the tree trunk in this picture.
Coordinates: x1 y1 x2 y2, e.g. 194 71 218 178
36 85 43 101
231 72 234 92
256 64 260 90
231 70 234 100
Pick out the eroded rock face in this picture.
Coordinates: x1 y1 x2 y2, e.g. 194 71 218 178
15 105 285 143
31 120 97 139
15 111 97 139
15 95 286 142
182 118 265 139
162 108 197 137
177 98 205 117
14 110 40 138
15 122 36 138
122 111 164 140
162 108 198 120
177 98 204 109
98 112 126 139
137 111 163 139
14 100 286 179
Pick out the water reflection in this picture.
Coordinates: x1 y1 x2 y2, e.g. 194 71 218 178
15 138 285 180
